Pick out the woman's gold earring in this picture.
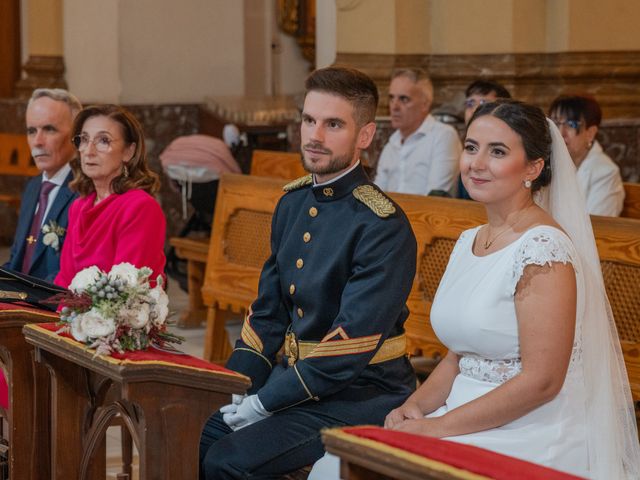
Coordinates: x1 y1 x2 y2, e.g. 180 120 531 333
524 179 532 188
123 164 129 178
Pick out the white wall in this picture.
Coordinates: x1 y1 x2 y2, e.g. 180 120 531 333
64 0 246 104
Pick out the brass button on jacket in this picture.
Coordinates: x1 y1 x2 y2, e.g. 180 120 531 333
289 284 296 295
297 307 304 318
296 258 304 269
303 232 311 243
309 207 318 217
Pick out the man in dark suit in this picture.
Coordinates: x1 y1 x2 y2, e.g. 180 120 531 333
3 88 81 282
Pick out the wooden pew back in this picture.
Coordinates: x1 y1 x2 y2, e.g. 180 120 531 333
0 133 36 210
201 174 285 362
591 215 640 401
249 149 305 180
201 176 640 401
622 182 640 219
0 133 36 177
388 194 485 359
202 173 284 311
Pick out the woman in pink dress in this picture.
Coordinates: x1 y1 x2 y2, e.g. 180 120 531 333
54 105 165 288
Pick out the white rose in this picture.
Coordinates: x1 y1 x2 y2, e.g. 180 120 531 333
149 287 169 325
108 262 140 287
69 266 103 293
79 308 116 338
70 317 88 342
125 302 150 329
42 232 59 250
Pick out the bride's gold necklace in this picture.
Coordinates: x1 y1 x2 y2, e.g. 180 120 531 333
483 205 534 250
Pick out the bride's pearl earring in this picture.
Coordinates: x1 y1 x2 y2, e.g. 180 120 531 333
524 179 532 188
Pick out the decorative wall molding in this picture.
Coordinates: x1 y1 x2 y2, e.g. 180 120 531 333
336 51 640 119
14 55 67 98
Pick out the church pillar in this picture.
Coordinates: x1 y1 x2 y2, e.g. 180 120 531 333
14 0 67 97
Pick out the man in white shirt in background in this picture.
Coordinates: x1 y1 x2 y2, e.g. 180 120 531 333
375 68 461 196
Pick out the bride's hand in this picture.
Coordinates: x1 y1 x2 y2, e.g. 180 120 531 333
391 417 448 438
384 401 424 429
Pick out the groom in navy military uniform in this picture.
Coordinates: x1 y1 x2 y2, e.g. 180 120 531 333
200 67 417 479
3 88 81 282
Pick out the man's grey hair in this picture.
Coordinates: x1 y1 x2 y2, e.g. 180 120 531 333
29 88 82 117
391 68 434 104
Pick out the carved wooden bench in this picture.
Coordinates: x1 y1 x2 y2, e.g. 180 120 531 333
200 176 640 410
201 174 285 363
622 182 640 219
23 322 250 479
323 426 584 480
0 133 37 212
249 149 304 179
170 150 303 329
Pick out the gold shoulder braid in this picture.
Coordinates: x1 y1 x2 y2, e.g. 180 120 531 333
283 174 313 192
352 185 396 218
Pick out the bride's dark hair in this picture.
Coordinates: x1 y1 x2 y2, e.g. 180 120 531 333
468 99 552 192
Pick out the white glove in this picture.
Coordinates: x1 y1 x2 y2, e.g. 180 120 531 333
223 394 271 431
220 394 246 426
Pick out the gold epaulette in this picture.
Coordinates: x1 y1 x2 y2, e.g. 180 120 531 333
352 185 396 218
283 174 313 192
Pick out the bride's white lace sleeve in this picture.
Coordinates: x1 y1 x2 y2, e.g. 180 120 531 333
508 227 577 296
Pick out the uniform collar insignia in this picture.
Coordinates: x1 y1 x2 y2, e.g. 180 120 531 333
311 165 367 202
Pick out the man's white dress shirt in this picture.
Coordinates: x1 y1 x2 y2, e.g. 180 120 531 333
375 115 461 196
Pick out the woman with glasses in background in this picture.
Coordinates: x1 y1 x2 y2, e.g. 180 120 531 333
54 105 166 288
549 94 625 216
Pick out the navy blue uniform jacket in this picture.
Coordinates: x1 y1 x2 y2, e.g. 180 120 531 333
226 165 417 413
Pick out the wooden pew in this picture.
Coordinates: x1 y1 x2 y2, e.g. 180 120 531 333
201 174 285 363
622 182 640 220
171 150 303 329
249 149 305 180
592 214 640 403
0 133 36 212
323 426 583 480
0 304 58 480
200 174 640 406
23 322 250 479
389 195 485 359
168 236 210 328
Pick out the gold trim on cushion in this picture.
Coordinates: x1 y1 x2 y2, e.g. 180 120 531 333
324 428 490 480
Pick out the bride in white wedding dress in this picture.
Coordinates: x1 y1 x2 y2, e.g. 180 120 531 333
310 100 640 479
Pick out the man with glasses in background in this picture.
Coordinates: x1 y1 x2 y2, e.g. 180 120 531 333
3 88 81 281
549 94 624 216
375 68 461 196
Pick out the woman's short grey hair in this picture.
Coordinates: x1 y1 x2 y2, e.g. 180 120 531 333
29 88 82 117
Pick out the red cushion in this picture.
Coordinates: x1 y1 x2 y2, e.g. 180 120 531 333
343 426 584 480
35 322 243 377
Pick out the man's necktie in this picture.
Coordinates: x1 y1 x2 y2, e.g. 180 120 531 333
21 181 56 274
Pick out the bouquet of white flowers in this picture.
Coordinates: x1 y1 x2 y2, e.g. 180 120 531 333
55 262 182 355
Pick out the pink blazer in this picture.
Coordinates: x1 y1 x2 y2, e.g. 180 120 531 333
55 189 166 288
